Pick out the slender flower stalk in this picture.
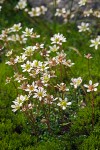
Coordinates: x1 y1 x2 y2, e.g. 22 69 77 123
91 92 95 129
84 53 92 78
84 80 99 128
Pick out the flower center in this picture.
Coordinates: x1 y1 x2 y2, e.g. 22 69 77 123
60 101 67 107
89 85 94 91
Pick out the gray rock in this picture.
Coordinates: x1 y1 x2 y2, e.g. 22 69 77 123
27 0 100 22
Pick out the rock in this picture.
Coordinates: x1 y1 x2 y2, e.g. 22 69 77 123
27 0 100 22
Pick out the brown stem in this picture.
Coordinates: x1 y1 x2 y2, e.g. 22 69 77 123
60 64 63 82
24 109 37 135
81 85 87 96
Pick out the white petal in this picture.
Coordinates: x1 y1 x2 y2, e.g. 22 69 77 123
11 105 15 108
62 106 66 110
89 80 92 85
87 89 91 92
59 98 62 101
95 45 98 50
57 103 60 106
94 88 97 91
65 98 68 101
94 83 99 87
84 84 88 88
12 109 17 112
67 102 72 105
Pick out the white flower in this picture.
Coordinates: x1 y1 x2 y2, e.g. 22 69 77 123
28 6 47 17
64 59 74 67
48 57 58 67
70 77 82 89
22 28 33 37
6 50 13 57
11 101 22 112
14 73 27 83
56 83 69 92
15 0 27 10
84 53 92 59
15 54 27 63
83 9 93 17
33 87 47 101
41 73 51 85
23 46 36 56
15 95 29 103
49 45 59 52
56 50 66 64
8 34 27 44
18 34 27 44
57 98 71 110
0 30 8 41
55 8 66 17
9 23 22 32
78 22 90 32
38 62 49 72
6 58 17 65
11 95 29 112
21 61 33 72
25 81 37 93
78 0 87 6
39 6 47 15
32 60 42 68
51 33 66 45
7 34 16 42
90 37 100 50
28 7 41 17
35 43 44 49
29 70 40 78
93 11 100 18
84 80 99 92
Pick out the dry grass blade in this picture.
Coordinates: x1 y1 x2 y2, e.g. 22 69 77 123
68 46 82 56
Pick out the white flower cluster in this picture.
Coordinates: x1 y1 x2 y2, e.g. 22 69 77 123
28 6 47 17
0 23 40 44
55 8 74 23
11 95 29 112
3 25 75 112
83 9 100 18
77 23 100 50
2 24 99 114
83 9 93 17
15 0 27 10
51 33 66 45
14 0 47 18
